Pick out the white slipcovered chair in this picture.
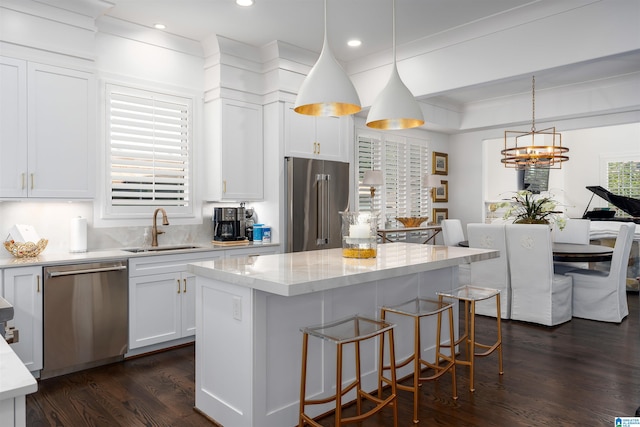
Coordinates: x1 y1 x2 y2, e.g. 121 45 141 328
553 218 591 244
467 223 511 319
441 219 470 285
566 222 635 323
505 224 573 326
553 218 591 274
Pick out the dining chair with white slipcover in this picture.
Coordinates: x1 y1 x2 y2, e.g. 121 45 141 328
467 223 511 319
505 224 573 326
565 222 635 323
441 219 470 285
552 218 591 244
553 218 591 274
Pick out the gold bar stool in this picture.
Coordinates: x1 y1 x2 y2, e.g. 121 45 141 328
436 285 504 392
379 298 457 424
299 315 398 427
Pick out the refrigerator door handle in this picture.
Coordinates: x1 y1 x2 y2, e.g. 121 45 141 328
316 174 329 245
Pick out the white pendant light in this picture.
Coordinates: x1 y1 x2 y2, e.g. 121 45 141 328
366 0 424 129
294 0 361 117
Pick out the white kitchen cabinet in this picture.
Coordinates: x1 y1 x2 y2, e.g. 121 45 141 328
128 251 225 350
0 57 95 199
2 267 43 373
284 102 349 162
203 99 263 201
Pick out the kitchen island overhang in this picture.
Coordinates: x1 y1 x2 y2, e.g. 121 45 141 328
189 242 498 427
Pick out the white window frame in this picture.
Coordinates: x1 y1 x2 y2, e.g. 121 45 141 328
99 83 196 224
601 153 640 217
356 130 431 233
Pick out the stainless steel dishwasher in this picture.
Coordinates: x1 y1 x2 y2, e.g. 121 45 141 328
42 260 128 379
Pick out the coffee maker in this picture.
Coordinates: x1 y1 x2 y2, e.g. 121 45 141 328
213 207 246 241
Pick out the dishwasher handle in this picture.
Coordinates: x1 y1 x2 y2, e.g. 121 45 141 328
47 264 127 278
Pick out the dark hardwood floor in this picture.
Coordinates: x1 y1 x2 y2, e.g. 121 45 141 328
27 293 640 426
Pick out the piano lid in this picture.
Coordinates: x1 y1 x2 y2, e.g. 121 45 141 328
586 186 640 218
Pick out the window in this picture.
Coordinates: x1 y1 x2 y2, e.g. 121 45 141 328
607 159 640 217
356 131 430 231
105 84 193 219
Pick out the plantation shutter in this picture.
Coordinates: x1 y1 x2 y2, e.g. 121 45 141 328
107 84 192 215
356 131 431 230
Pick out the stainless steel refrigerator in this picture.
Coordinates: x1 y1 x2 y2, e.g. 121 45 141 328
285 157 350 252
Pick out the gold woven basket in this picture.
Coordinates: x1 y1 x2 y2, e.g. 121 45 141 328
395 217 429 228
4 239 48 258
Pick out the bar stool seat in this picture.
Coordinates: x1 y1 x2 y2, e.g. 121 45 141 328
436 285 504 392
379 298 457 424
299 315 398 427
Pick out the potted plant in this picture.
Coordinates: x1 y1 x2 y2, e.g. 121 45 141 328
500 190 565 229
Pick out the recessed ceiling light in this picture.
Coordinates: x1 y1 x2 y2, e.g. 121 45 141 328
347 39 362 47
153 23 166 30
236 0 254 6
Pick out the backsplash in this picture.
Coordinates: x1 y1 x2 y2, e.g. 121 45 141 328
0 202 215 259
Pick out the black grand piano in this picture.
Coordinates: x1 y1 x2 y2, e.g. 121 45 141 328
583 186 640 224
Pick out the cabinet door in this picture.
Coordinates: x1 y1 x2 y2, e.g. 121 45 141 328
27 63 95 198
284 103 347 161
129 273 181 349
220 99 263 200
181 272 197 337
0 57 28 197
3 267 43 372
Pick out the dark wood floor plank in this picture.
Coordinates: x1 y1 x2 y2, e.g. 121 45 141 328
27 293 640 426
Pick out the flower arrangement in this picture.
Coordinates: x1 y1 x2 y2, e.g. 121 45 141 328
499 190 565 229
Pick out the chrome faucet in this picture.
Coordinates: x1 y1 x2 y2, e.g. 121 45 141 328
151 208 169 247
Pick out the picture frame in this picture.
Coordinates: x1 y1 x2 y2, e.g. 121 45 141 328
433 180 448 202
433 208 449 225
432 152 448 175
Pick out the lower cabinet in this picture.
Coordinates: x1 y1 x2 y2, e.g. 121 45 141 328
128 247 279 352
128 252 225 350
2 266 43 373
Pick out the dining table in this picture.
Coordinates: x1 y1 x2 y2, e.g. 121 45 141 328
457 241 614 263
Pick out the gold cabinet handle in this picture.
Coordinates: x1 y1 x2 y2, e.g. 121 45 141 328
223 180 227 193
37 275 41 293
317 142 320 154
182 278 187 293
177 279 181 293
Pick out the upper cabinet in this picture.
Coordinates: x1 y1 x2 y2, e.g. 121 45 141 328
0 57 95 199
203 99 264 201
284 102 349 162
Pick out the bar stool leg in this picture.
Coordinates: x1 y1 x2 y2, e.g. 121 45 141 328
496 294 504 375
469 300 477 392
335 343 343 427
299 333 309 427
388 328 399 427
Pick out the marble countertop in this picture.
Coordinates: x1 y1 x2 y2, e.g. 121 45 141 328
188 242 499 297
0 242 280 269
0 337 37 401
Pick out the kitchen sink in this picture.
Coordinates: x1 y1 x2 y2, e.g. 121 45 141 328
123 245 204 253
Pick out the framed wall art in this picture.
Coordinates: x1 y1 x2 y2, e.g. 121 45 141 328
433 208 449 225
432 152 448 175
433 180 448 202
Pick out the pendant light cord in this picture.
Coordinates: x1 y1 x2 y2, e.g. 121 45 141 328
392 0 397 66
531 75 536 132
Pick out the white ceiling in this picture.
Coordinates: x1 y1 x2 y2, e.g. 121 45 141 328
99 0 640 108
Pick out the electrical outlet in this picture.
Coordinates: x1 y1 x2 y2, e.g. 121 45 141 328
232 296 242 321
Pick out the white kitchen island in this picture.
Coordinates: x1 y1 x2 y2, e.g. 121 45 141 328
188 242 498 427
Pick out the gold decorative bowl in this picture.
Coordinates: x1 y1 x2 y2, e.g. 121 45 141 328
4 239 48 258
396 217 429 228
